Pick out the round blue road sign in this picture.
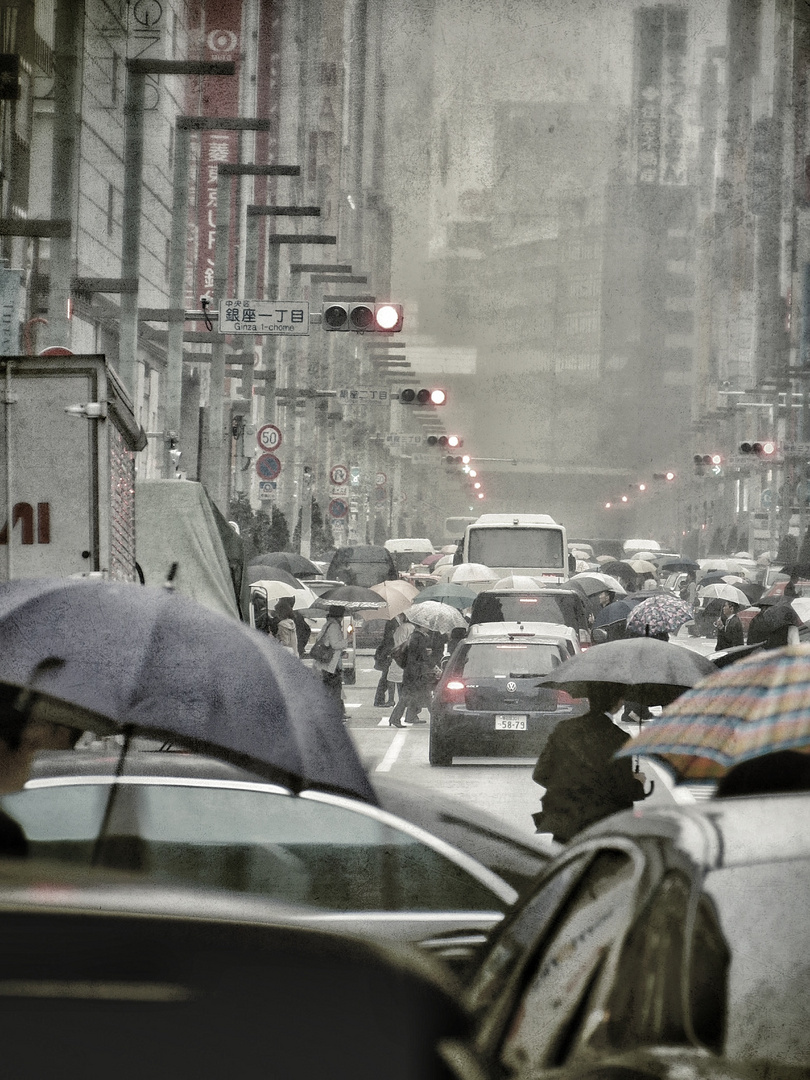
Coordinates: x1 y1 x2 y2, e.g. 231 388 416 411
329 498 348 519
256 453 282 481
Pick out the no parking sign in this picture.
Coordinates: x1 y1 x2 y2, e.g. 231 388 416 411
256 453 282 481
330 464 349 486
329 498 349 520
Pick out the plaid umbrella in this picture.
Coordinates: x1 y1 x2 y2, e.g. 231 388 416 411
615 644 810 779
625 595 694 637
405 601 468 635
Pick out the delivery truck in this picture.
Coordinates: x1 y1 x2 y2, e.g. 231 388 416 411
0 354 147 583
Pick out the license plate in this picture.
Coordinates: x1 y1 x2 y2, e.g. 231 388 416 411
495 715 527 731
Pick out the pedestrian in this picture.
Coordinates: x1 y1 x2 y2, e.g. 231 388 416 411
373 613 404 707
387 623 439 729
531 682 647 842
714 600 745 650
272 596 299 655
385 617 414 718
312 606 350 716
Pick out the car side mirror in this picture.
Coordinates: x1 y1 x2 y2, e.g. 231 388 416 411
591 627 608 644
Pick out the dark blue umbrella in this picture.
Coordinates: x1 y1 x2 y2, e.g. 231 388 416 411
0 578 376 804
657 557 700 572
592 596 646 629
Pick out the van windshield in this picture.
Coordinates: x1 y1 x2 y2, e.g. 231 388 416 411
468 528 565 570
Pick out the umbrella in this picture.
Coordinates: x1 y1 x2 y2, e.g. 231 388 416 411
312 585 387 612
623 539 662 553
411 583 477 610
405 601 468 635
627 559 657 575
449 563 497 585
591 597 645 629
491 575 543 590
657 557 700 573
628 551 659 563
539 637 716 706
779 563 810 578
250 551 321 577
791 597 810 626
615 644 810 780
624 595 694 637
251 580 319 611
0 577 375 802
748 601 803 636
567 572 627 598
362 580 419 621
246 565 305 588
697 583 750 607
597 561 638 588
419 552 446 568
697 572 744 587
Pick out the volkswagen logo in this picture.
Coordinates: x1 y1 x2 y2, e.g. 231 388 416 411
506 680 517 693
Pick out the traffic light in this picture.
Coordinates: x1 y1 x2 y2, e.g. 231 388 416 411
653 470 676 481
694 453 723 476
399 388 446 405
322 302 404 332
740 440 777 458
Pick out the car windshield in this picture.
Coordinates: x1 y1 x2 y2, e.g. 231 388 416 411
468 529 565 570
455 642 563 679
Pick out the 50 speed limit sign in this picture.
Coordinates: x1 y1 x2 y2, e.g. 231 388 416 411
257 423 283 452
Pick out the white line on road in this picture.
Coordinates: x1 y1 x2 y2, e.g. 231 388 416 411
375 729 407 772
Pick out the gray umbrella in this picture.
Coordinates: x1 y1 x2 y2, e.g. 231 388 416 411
539 637 717 707
0 577 376 803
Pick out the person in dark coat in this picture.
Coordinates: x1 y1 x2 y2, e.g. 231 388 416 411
715 601 745 650
373 613 403 707
387 625 439 728
532 683 647 842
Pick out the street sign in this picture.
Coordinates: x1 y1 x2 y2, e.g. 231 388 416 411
219 299 310 335
330 464 349 486
257 423 282 452
330 486 348 497
761 487 773 509
258 481 277 500
375 471 387 486
256 453 282 481
781 442 810 456
349 466 361 486
328 498 348 520
334 388 390 403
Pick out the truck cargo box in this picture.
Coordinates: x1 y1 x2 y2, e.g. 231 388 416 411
0 354 146 582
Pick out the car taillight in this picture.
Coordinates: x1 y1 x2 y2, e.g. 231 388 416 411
556 689 583 707
440 678 466 704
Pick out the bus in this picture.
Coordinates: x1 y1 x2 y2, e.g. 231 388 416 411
461 513 568 583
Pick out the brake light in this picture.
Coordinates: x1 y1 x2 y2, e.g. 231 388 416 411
440 678 466 705
556 689 583 707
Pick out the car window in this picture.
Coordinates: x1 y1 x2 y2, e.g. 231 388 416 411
3 783 505 914
455 642 563 679
498 849 637 1072
498 596 566 623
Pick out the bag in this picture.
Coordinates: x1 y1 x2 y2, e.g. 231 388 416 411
373 643 387 671
309 634 333 664
390 639 410 669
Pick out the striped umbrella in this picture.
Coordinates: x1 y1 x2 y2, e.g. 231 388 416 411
616 644 810 779
624 594 694 637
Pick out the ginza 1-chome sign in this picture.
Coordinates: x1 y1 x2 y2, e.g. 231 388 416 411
219 300 310 334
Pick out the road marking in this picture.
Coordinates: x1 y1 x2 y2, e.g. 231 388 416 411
375 729 407 772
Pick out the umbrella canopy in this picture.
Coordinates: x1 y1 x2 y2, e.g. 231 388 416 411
697 583 750 606
491 575 543 591
616 644 810 779
405 601 468 635
597 561 638 588
697 572 745 587
624 595 694 637
419 552 446 568
449 563 497 585
627 559 657 575
312 585 387 612
791 597 810 626
623 539 662 553
246 565 305 588
749 601 803 636
411 583 477 610
539 637 716 706
0 578 375 802
251 580 319 611
657 557 700 573
592 597 645 629
568 572 627 598
780 563 810 577
362 580 419 621
250 551 321 577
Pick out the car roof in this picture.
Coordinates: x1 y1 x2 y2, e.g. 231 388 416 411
466 621 576 642
578 792 810 869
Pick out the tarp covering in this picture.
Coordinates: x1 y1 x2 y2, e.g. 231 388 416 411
135 480 245 620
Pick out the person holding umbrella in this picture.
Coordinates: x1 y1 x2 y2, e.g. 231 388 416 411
387 618 442 729
715 600 745 650
531 682 647 843
312 606 350 716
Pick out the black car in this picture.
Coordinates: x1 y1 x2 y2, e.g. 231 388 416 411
429 624 588 766
327 545 399 588
458 793 810 1080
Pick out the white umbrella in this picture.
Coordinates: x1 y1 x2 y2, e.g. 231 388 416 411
251 580 318 610
629 551 659 563
491 575 544 590
450 562 495 583
792 597 810 626
405 601 468 634
628 560 657 574
697 583 750 606
623 539 662 553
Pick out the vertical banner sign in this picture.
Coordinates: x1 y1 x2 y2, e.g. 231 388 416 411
633 6 688 186
0 268 22 355
253 2 281 296
185 0 244 320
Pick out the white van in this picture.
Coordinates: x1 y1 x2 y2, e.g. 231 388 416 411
461 514 568 583
384 538 436 574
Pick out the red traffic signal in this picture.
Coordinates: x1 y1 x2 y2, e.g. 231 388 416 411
400 388 446 405
740 440 777 457
322 302 404 332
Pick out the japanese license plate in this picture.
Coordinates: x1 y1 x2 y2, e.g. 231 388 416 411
495 715 527 731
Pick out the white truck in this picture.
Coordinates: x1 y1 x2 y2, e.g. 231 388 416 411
0 354 146 582
460 513 569 583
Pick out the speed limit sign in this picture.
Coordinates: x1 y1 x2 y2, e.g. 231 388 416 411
257 423 283 452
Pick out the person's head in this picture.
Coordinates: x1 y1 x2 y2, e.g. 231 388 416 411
597 590 613 608
722 600 740 619
275 595 295 617
0 687 80 794
586 682 626 715
326 605 345 621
